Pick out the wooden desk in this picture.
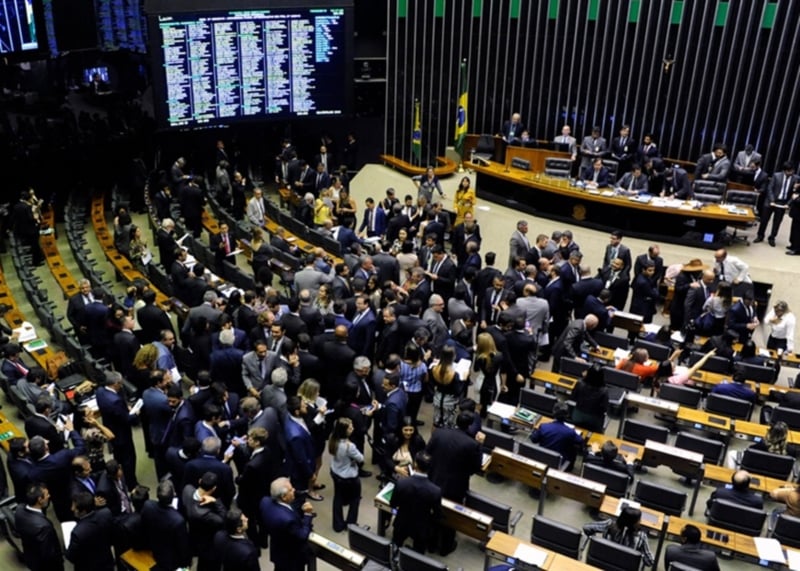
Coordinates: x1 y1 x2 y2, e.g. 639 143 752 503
599 495 666 533
531 369 577 395
486 448 548 490
308 531 366 570
0 411 23 452
732 419 800 444
587 434 643 463
484 531 601 570
379 154 458 176
676 406 731 436
642 439 704 515
588 346 616 364
538 469 606 514
703 464 793 495
119 549 156 570
666 515 756 559
373 483 493 544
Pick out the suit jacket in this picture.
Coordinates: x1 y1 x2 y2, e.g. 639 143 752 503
156 228 179 269
236 448 277 512
29 431 86 521
182 484 226 560
136 303 173 343
96 387 136 449
141 500 191 571
517 296 550 335
598 267 630 311
767 171 797 204
727 300 757 341
734 150 762 171
163 400 197 448
66 507 115 571
215 532 261 571
113 329 140 378
580 136 608 166
390 473 442 543
684 284 712 326
552 319 597 369
183 454 235 507
15 505 64 571
666 167 693 198
241 350 270 393
25 414 64 453
349 309 377 357
571 277 604 314
284 416 316 489
210 231 236 268
358 206 387 237
610 136 637 162
381 387 408 437
209 346 245 395
664 543 720 571
508 230 531 268
259 498 313 570
634 253 665 284
426 426 482 501
372 252 400 285
616 172 649 193
708 486 763 510
430 257 457 299
580 165 610 187
452 222 482 264
602 244 632 274
67 292 92 330
707 156 731 181
385 213 410 243
530 419 584 463
501 120 527 141
582 295 612 331
629 273 659 322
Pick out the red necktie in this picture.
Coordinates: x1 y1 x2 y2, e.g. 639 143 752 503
223 234 230 254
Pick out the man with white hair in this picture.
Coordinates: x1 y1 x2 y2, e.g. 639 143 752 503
423 294 449 353
550 314 600 373
260 476 315 571
246 187 266 227
261 368 289 418
294 254 333 295
157 217 179 269
210 327 246 396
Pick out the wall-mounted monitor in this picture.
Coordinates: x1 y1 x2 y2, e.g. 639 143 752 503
0 0 41 54
147 2 353 130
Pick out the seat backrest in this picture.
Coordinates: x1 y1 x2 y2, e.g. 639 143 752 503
705 392 752 420
771 406 800 431
519 388 557 416
585 536 642 571
633 339 671 362
707 498 766 535
658 383 702 408
692 180 727 203
634 480 687 516
398 546 448 571
480 427 515 454
674 432 724 465
517 441 564 470
669 562 707 571
545 157 572 171
725 189 759 207
475 134 495 153
734 362 777 383
689 351 731 374
594 331 630 351
739 448 795 480
621 419 669 445
603 367 641 392
581 463 630 498
530 515 582 559
464 490 511 532
347 524 392 566
561 357 590 378
772 514 800 549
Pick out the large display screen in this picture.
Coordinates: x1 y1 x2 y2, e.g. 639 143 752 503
0 0 40 54
150 6 351 129
95 0 146 53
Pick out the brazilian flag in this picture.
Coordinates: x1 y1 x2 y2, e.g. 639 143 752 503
454 60 468 157
412 100 422 164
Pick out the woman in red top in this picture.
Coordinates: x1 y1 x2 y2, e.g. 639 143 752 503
616 348 660 380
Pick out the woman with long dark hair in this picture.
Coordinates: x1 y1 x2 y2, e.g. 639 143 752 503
431 346 462 428
582 506 654 567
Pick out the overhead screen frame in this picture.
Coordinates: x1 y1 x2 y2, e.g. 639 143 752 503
0 0 48 59
145 0 354 131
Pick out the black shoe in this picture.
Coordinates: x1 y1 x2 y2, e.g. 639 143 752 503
753 236 764 243
358 469 372 478
769 238 776 247
788 251 798 256
679 476 694 486
440 540 458 556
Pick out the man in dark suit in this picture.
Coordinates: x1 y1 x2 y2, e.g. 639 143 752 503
663 163 693 198
571 266 604 315
7 438 34 503
332 223 360 252
378 372 407 437
66 279 93 342
162 384 198 448
292 161 315 197
65 492 115 571
610 125 637 174
210 222 236 270
182 436 236 507
664 524 721 571
136 289 174 343
235 427 276 544
684 269 715 329
551 315 600 373
426 411 484 555
28 428 86 522
755 161 798 246
141 480 192 571
529 402 585 470
15 482 64 571
284 396 316 497
180 178 205 237
260 477 315 571
321 326 357 403
371 242 400 285
602 230 632 275
634 244 665 284
391 451 442 553
84 288 111 358
97 371 140 489
348 295 377 357
580 158 610 188
113 314 140 380
706 470 763 510
12 190 43 265
598 258 630 316
358 197 387 238
213 508 261 569
25 396 64 453
727 291 759 341
384 203 410 243
426 245 456 300
451 212 482 267
615 164 649 195
500 112 526 143
182 472 226 570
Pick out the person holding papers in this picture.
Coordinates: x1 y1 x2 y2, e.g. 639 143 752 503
614 164 649 196
580 158 610 189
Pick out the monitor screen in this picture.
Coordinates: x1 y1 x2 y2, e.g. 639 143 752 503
0 0 40 54
84 66 109 84
149 5 352 129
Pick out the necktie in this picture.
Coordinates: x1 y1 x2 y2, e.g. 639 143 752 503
718 262 725 281
81 477 95 494
316 173 321 187
223 234 230 254
369 210 375 232
628 176 634 191
746 305 752 321
491 290 501 321
14 361 28 376
433 260 442 275
780 177 790 201
353 312 363 326
611 247 617 261
621 137 626 149
117 479 132 513
260 358 268 381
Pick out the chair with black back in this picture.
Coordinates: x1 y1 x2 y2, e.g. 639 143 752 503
517 441 568 471
689 351 731 374
658 384 702 408
603 367 641 410
724 189 760 245
398 546 448 571
464 490 522 535
8 385 31 419
620 419 669 445
544 157 572 178
560 357 590 379
347 524 393 567
738 448 796 481
772 513 800 549
585 536 643 571
669 563 707 571
594 331 630 351
704 393 753 421
473 134 496 163
692 180 727 204
0 497 23 557
674 432 724 466
480 427 515 454
706 498 766 536
529 515 582 559
581 463 630 498
734 362 777 384
633 339 672 362
634 480 687 516
602 159 619 185
519 388 557 416
771 406 800 431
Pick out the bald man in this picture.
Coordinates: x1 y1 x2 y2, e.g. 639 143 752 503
501 113 527 144
707 470 763 510
551 314 600 373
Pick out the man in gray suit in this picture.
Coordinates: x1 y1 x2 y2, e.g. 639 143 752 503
516 283 550 340
602 230 632 275
508 220 531 269
293 254 333 295
181 291 223 341
732 144 762 176
553 125 577 160
579 126 608 170
698 143 731 182
755 161 798 247
241 340 277 397
261 368 289 419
